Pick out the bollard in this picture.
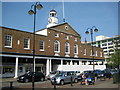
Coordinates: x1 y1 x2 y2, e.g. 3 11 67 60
10 82 13 90
54 78 56 89
71 76 73 86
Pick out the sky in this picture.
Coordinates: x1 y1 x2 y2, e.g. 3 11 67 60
1 1 119 42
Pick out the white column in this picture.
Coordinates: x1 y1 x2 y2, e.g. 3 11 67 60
46 59 50 76
61 59 63 70
97 62 100 65
14 57 19 78
86 61 89 65
49 59 52 72
34 58 36 72
79 61 82 65
70 60 72 65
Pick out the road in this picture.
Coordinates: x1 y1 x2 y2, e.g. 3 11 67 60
1 78 120 89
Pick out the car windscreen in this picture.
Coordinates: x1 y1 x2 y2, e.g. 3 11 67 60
50 71 58 74
55 72 64 77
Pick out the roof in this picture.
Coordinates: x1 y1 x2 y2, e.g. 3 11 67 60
88 35 120 43
50 9 57 13
36 22 81 37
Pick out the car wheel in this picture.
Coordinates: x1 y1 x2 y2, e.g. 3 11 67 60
74 78 78 83
25 79 29 83
60 80 64 85
41 77 44 81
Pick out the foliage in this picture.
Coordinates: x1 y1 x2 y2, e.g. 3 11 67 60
107 49 120 66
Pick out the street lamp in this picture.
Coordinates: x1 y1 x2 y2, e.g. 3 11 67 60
28 2 43 90
85 26 98 70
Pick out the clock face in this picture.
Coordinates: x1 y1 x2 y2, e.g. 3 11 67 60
48 18 52 23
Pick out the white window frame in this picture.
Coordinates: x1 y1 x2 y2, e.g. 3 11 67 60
74 44 78 54
96 51 98 57
65 42 70 54
83 48 86 56
4 34 12 48
100 52 103 57
74 37 77 42
65 35 69 40
40 40 45 51
55 32 59 37
24 38 30 50
54 40 60 53
90 49 92 56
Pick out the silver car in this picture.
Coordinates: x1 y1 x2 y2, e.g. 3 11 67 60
47 71 61 80
50 71 78 85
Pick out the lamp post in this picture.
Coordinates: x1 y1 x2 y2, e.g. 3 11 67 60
28 2 43 90
85 26 98 70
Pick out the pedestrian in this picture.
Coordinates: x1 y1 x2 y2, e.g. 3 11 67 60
81 73 89 85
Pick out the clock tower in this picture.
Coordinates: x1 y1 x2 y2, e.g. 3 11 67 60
47 9 58 28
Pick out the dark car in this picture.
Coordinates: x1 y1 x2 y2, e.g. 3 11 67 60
103 69 112 79
110 69 119 76
93 69 102 77
97 70 106 80
17 72 45 83
77 70 95 81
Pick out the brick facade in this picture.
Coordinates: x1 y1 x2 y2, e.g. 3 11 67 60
1 22 104 60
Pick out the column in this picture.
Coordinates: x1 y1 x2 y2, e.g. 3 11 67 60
79 61 82 65
70 60 72 65
97 62 100 65
86 61 89 65
14 57 18 78
49 59 52 72
46 59 49 76
61 59 63 70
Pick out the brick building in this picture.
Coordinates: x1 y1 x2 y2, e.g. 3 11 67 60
0 10 106 78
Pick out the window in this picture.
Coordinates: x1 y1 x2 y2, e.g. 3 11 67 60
40 40 44 51
65 26 68 30
83 48 86 56
55 32 59 37
108 42 113 45
24 38 30 49
90 49 92 56
100 52 103 57
74 37 77 41
96 51 98 56
54 40 60 53
65 35 69 40
5 34 12 48
65 42 70 54
102 43 107 46
74 44 78 54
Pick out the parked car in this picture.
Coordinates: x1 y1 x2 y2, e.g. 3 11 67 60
103 69 112 79
97 70 106 80
77 73 82 81
17 72 45 83
50 71 78 85
83 70 95 78
93 69 102 77
74 71 81 76
110 69 119 76
47 71 61 80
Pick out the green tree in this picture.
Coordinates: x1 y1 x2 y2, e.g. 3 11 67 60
107 49 120 67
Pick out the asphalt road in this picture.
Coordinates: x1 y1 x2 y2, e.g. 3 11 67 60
1 78 120 89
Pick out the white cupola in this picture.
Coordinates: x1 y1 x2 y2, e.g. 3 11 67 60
47 9 58 28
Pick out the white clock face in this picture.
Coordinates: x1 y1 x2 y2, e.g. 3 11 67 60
48 18 52 23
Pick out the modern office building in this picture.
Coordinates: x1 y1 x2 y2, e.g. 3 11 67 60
0 10 105 78
88 35 120 61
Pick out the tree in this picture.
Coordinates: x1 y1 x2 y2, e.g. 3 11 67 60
107 49 120 68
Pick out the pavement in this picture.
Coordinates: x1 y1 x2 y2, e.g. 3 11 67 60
1 77 120 89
